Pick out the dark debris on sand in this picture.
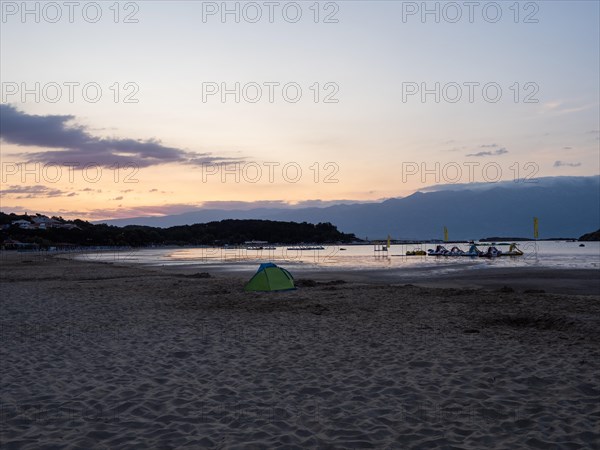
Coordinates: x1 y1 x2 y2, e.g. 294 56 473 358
296 279 346 288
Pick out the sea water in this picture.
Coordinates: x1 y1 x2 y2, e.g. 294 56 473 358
76 241 599 274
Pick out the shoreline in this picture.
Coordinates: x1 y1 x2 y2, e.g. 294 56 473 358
14 243 592 295
83 255 600 296
7 249 600 296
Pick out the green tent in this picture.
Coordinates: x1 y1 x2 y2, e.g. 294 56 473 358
244 262 295 292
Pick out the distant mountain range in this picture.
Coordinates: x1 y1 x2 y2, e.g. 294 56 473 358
98 176 600 240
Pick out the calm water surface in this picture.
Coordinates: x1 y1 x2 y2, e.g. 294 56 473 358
77 241 600 275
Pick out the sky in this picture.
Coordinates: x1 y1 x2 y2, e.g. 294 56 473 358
1 1 599 220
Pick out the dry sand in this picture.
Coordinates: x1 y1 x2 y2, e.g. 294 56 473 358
1 252 599 449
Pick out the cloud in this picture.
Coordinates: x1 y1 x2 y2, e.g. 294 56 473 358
480 143 498 148
197 199 369 210
542 101 561 111
465 148 508 157
198 200 289 210
75 203 203 220
554 161 581 168
563 147 572 150
419 175 598 192
446 146 467 152
112 196 124 201
0 104 240 168
41 199 371 220
291 199 369 208
540 101 591 115
0 185 75 199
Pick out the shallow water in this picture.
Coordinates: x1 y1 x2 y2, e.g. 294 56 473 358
76 241 599 274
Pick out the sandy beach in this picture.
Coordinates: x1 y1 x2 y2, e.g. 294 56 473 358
1 252 599 449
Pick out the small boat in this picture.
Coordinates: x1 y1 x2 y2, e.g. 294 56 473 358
287 246 325 251
447 246 465 256
579 243 585 247
500 243 523 256
427 245 449 256
406 250 426 256
480 246 502 258
339 248 347 251
461 244 482 257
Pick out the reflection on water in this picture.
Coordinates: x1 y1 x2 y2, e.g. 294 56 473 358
76 241 599 273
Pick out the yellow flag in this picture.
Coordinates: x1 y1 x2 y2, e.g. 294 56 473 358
387 234 391 249
533 217 539 239
443 226 448 242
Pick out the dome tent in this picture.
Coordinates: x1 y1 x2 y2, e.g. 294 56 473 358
244 263 295 292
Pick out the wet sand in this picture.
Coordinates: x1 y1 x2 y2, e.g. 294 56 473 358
155 263 600 296
1 252 599 449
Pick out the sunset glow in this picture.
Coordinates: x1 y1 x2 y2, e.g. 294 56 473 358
1 1 599 220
